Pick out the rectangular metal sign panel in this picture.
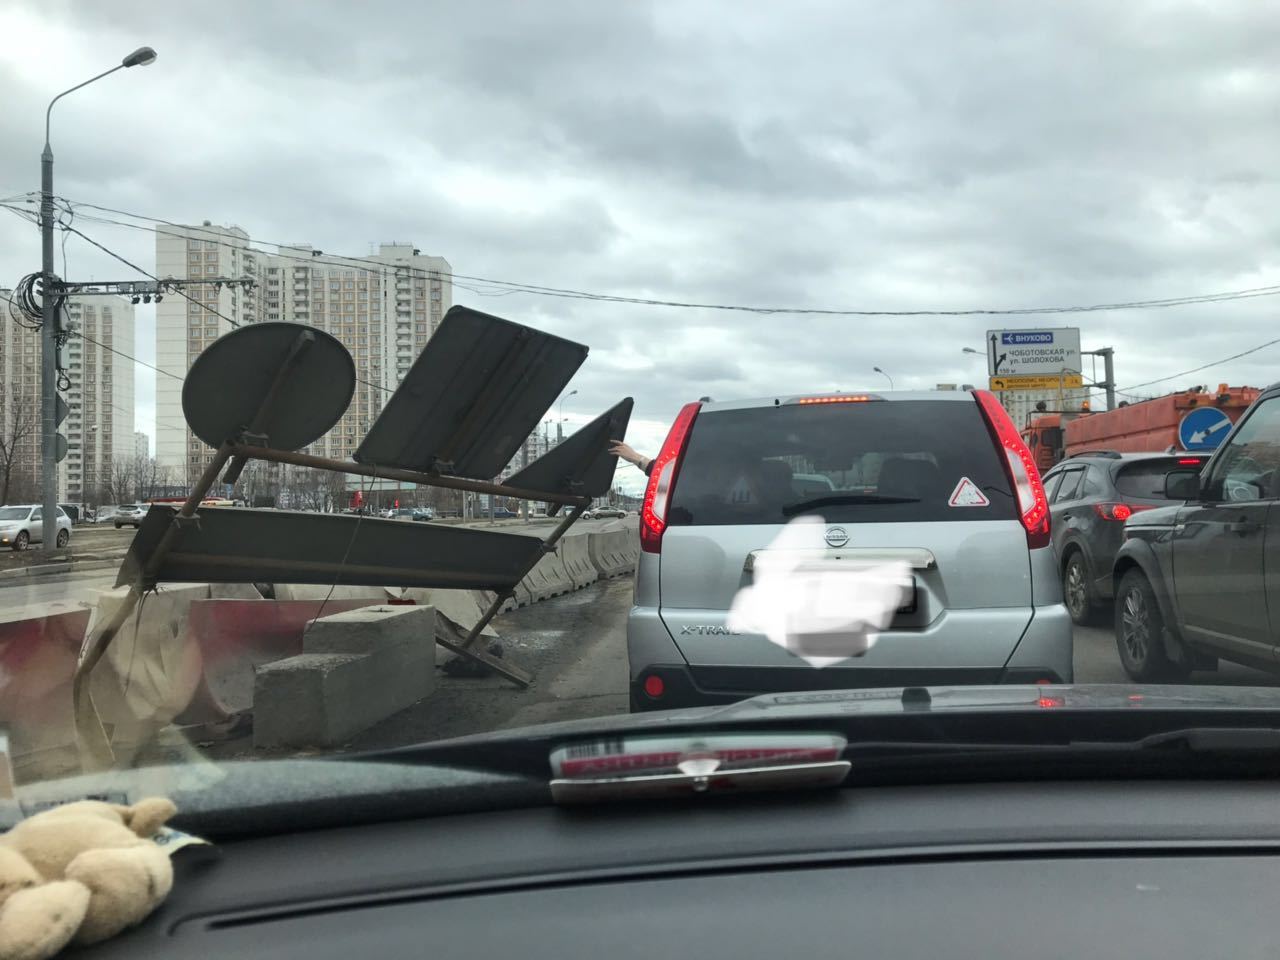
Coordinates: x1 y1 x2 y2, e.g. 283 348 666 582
355 307 588 480
116 506 545 590
989 373 1085 391
985 328 1082 377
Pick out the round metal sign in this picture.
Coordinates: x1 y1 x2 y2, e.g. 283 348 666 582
182 323 356 451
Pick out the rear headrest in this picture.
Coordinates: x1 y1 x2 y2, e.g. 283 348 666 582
877 457 942 499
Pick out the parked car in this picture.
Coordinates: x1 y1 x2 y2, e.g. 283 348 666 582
591 507 628 519
1042 451 1210 625
385 508 417 521
0 505 72 550
412 507 434 521
1113 382 1280 681
113 504 147 529
627 389 1072 712
492 508 517 519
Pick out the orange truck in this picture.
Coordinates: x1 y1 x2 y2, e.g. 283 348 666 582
1021 385 1261 472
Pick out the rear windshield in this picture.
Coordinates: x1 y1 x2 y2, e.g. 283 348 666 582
667 399 1019 525
1113 458 1205 500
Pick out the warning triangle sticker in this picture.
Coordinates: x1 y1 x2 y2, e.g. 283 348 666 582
948 477 990 507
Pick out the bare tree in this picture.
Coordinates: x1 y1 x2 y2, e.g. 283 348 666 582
0 388 38 505
104 455 135 505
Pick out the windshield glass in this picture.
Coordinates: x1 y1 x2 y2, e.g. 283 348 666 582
1 2 1278 810
1113 458 1205 500
668 401 1016 525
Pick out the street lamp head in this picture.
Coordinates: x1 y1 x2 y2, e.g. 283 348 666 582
962 347 981 355
122 47 158 68
873 366 885 374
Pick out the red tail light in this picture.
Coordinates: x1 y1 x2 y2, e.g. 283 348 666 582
973 390 1050 549
640 402 702 554
1093 502 1155 521
1177 458 1202 466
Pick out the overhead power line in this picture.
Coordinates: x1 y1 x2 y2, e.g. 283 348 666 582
38 195 1280 318
1116 334 1280 393
55 222 241 330
11 196 1280 399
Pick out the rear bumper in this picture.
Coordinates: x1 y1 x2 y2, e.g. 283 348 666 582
630 661 1069 712
629 596 1075 711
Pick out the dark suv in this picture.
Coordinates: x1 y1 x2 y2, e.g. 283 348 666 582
1113 383 1280 680
1042 451 1210 625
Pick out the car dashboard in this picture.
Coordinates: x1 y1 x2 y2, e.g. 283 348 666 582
84 779 1280 959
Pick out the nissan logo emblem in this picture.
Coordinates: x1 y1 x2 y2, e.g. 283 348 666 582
824 526 849 548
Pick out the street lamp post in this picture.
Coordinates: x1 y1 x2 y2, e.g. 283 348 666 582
557 389 577 443
873 366 894 390
40 46 156 549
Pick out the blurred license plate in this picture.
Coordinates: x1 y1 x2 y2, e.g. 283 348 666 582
896 578 917 614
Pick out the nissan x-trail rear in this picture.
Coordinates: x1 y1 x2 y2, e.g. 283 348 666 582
627 390 1072 710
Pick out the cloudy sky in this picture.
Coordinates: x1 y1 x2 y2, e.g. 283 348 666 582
3 1 1280 492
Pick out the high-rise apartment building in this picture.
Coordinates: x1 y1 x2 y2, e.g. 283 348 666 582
154 222 263 478
61 298 136 504
154 224 451 485
0 289 135 503
135 431 149 460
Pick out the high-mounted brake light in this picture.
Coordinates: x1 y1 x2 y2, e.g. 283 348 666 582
973 390 1050 549
1177 457 1202 466
640 402 701 554
794 394 880 405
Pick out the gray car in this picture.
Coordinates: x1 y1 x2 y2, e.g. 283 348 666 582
1043 451 1210 625
627 390 1073 711
1113 382 1280 680
0 504 72 550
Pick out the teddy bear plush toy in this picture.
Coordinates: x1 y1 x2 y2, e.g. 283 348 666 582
0 797 177 960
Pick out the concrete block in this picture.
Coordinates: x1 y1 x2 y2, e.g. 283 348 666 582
273 584 386 602
208 582 265 600
252 644 433 749
398 588 499 640
303 603 435 655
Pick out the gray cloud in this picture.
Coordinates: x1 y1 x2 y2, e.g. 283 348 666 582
4 0 1280 472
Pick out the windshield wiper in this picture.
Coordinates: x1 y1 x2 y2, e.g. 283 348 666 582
781 494 920 516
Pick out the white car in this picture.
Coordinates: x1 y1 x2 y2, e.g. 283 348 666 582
113 504 147 529
0 505 72 551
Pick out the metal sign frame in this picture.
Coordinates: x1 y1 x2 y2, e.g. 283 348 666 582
76 314 629 768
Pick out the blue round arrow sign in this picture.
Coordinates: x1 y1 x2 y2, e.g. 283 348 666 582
1178 407 1233 451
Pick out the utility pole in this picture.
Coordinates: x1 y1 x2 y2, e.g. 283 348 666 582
37 47 157 549
39 140 56 550
1083 347 1116 410
521 436 529 524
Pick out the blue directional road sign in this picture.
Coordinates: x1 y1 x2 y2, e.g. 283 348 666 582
1178 407 1233 451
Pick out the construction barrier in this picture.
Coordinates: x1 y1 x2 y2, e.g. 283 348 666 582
587 524 639 578
559 534 598 590
523 550 573 601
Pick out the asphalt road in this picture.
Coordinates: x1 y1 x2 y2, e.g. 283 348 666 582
199 579 1280 765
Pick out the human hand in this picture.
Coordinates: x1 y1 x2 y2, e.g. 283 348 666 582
609 440 641 464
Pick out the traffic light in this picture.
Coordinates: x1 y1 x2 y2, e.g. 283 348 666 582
394 499 400 508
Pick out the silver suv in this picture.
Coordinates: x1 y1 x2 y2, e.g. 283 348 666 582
627 390 1072 711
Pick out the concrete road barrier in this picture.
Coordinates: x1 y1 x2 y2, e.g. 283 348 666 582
559 534 598 590
588 526 639 578
254 603 435 749
524 550 573 601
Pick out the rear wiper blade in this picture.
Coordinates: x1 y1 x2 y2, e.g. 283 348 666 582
781 494 919 516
